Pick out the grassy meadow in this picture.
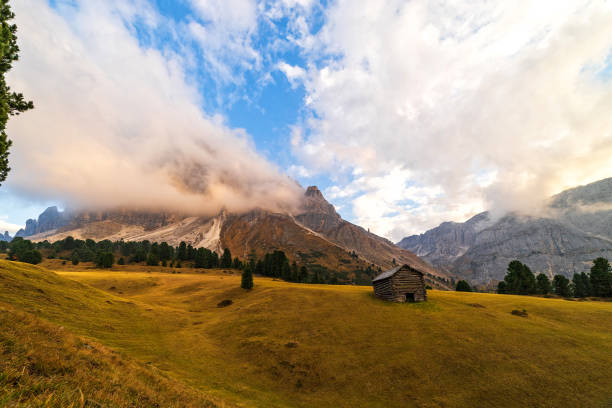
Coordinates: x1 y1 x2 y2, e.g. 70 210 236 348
1 259 611 407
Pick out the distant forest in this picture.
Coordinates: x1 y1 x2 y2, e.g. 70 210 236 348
0 236 378 286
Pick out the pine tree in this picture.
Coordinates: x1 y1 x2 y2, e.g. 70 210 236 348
299 266 308 283
0 0 33 185
553 274 571 297
501 260 537 295
281 259 291 281
455 280 472 292
241 265 253 289
220 248 232 268
572 272 591 298
536 273 551 295
590 257 612 297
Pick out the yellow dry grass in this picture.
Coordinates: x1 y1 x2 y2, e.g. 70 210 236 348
1 259 611 407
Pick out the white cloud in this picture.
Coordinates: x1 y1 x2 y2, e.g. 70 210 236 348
6 0 301 216
277 61 306 88
0 218 21 235
188 0 261 87
290 0 612 238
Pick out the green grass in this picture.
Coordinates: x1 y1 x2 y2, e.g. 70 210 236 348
1 260 612 407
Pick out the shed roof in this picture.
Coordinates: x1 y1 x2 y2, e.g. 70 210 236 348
372 264 423 283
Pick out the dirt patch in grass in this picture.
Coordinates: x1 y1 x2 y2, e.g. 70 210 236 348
217 299 233 308
511 309 528 317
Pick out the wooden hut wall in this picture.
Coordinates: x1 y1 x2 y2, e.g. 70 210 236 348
390 268 427 302
373 277 395 301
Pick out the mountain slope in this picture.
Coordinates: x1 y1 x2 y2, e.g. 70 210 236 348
295 186 441 273
398 178 612 284
15 187 449 286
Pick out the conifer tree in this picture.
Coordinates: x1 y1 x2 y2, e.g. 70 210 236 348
590 257 612 297
553 274 571 297
0 0 33 185
220 248 232 268
455 280 472 292
241 264 253 289
536 273 551 295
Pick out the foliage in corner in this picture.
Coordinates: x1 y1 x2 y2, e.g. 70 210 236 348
0 0 33 186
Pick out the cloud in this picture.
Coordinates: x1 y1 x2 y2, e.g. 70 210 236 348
188 0 261 86
277 61 306 88
0 217 21 235
5 0 301 216
290 0 612 239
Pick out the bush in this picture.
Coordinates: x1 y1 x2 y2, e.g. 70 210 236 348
456 280 472 292
118 257 125 265
71 255 79 266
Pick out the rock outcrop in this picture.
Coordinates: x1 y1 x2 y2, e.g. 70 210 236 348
15 206 68 237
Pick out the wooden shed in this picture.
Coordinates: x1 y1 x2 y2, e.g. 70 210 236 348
372 264 427 302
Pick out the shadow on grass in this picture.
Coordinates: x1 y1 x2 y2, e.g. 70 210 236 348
365 292 441 312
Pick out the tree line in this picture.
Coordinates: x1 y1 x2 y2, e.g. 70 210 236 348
1 237 346 286
1 236 237 269
497 259 612 298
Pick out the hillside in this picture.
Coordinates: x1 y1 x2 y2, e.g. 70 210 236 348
15 186 450 287
1 260 611 407
398 177 612 284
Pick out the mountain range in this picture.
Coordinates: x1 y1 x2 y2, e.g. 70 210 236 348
15 186 451 288
397 177 612 285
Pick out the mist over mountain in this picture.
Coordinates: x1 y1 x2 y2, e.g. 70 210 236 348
15 186 450 289
398 177 612 285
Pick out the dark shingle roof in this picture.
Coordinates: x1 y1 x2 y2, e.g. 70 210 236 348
372 264 423 282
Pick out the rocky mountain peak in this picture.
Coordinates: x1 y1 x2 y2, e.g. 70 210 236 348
300 186 339 219
305 185 324 199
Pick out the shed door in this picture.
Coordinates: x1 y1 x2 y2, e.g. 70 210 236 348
405 293 415 302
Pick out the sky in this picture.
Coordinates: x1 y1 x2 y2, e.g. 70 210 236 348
1 0 612 241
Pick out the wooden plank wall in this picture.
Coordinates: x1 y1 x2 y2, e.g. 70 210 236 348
373 266 427 302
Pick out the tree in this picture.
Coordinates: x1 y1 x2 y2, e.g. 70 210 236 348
20 249 42 264
290 261 299 282
500 260 537 295
553 274 571 297
71 253 79 265
590 257 612 297
536 273 551 295
96 252 114 268
281 259 291 281
220 248 232 268
177 241 187 260
455 280 472 292
0 0 34 186
497 281 507 294
146 252 159 266
159 242 172 262
298 266 308 283
194 247 206 268
232 257 242 269
572 272 591 298
241 264 253 289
